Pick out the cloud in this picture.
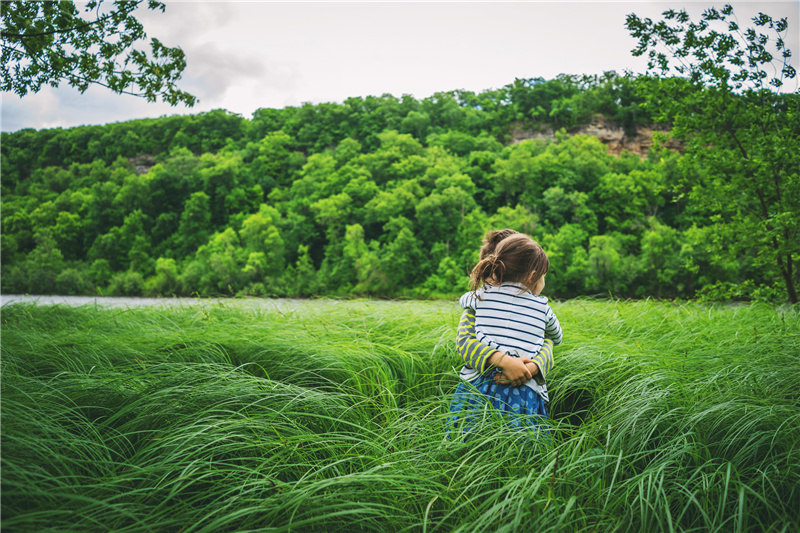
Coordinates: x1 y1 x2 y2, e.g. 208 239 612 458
179 42 300 104
137 2 238 47
137 3 303 107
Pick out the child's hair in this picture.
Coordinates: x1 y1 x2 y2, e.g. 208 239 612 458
479 228 520 260
470 232 549 293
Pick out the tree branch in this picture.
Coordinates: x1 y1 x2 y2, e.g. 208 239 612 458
1 1 142 40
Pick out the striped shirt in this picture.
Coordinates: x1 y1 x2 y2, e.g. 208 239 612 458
456 308 554 381
458 282 562 400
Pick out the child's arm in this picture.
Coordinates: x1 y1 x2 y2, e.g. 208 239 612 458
544 306 563 346
459 291 479 311
456 307 498 374
525 338 554 385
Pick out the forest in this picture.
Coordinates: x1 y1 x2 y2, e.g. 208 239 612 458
2 71 798 302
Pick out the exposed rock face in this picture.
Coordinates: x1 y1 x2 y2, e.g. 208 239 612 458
510 114 682 157
129 154 156 174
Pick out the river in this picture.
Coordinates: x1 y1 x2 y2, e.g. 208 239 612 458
0 294 414 310
0 294 337 310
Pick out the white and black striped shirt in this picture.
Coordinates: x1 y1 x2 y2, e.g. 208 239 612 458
460 282 562 360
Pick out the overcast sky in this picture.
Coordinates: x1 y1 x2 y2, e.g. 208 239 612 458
2 1 798 133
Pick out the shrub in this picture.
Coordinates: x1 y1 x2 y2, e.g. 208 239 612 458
107 270 145 296
696 280 786 303
54 268 92 295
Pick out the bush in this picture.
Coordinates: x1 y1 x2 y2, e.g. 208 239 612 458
107 270 145 296
147 257 181 296
1 264 27 294
54 268 93 295
88 259 113 287
696 280 786 303
241 282 267 296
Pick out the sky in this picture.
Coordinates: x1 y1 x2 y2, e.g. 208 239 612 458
2 0 798 133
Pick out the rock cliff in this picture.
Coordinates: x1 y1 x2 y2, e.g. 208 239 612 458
510 114 682 157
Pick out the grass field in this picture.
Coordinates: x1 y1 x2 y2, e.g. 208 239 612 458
2 299 799 532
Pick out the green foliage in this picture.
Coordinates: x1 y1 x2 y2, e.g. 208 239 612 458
53 267 93 295
695 280 788 303
106 269 145 296
1 0 195 105
177 191 212 256
148 256 180 295
541 224 590 296
1 231 65 294
626 4 800 302
2 50 797 301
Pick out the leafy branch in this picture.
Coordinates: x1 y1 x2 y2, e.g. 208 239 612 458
1 0 196 106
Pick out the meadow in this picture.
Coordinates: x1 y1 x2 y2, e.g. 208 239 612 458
1 298 799 532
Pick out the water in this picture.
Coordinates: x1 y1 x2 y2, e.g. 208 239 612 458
0 294 322 310
0 294 408 310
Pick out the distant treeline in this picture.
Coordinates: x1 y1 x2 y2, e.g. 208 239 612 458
0 72 788 301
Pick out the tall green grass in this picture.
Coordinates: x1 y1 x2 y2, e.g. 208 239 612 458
2 299 799 532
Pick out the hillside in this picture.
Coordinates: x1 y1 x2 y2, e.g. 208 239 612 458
0 73 794 302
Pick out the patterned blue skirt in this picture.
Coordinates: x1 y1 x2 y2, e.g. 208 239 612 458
447 374 550 442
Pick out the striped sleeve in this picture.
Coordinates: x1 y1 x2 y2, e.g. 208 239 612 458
529 338 554 384
459 291 479 310
544 306 563 345
456 308 495 373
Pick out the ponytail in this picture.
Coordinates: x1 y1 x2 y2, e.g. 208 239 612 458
469 254 506 292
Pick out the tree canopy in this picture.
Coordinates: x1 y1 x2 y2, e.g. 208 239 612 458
627 4 799 302
1 0 196 106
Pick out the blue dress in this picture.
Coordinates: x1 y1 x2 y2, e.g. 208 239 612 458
447 367 550 441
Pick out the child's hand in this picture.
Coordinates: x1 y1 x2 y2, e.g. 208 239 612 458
494 356 533 386
525 361 540 376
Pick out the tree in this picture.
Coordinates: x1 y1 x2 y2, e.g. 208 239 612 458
415 177 478 248
188 228 245 295
239 204 285 279
627 4 800 302
176 191 212 256
639 217 683 297
539 223 589 297
1 0 196 106
596 169 665 233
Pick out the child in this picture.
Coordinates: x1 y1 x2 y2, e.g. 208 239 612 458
456 229 554 389
448 231 562 436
